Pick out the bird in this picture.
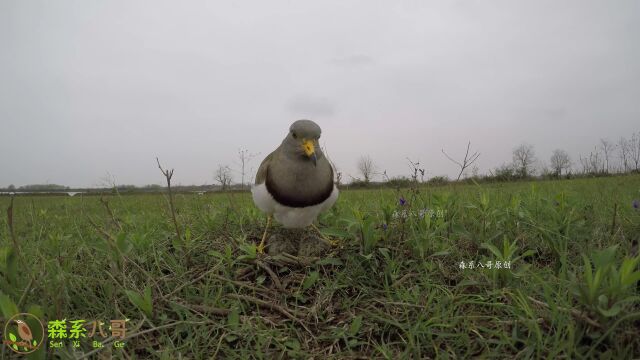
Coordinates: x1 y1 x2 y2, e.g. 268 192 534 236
14 320 33 343
252 119 339 254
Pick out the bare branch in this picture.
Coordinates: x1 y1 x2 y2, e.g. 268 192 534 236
599 139 615 173
357 155 376 183
512 143 536 177
406 157 426 183
237 148 259 190
156 157 184 258
215 165 233 190
442 141 481 180
441 149 463 168
550 149 571 176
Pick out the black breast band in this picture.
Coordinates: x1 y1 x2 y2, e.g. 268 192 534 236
265 171 334 208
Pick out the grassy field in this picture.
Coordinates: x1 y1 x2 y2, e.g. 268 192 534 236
1 175 640 358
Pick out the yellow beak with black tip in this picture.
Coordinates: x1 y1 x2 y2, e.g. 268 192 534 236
302 139 317 166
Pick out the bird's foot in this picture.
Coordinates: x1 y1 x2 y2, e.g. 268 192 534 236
310 224 338 247
257 241 266 254
325 237 339 247
257 215 272 255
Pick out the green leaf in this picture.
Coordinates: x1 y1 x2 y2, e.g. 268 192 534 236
224 334 238 343
25 305 46 360
185 227 192 243
598 303 622 317
9 332 17 342
378 247 391 259
227 307 239 329
582 254 593 285
349 315 363 336
592 245 618 270
316 257 343 266
481 242 503 260
27 304 44 319
125 287 153 318
207 250 224 259
457 279 480 287
0 293 19 318
598 294 608 308
144 286 152 306
116 231 132 254
621 271 640 287
237 243 256 261
302 271 320 291
4 248 18 285
285 339 300 351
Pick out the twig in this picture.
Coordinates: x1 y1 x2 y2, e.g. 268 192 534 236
227 293 311 334
210 273 275 296
86 214 163 295
373 298 426 309
86 214 116 242
263 253 319 267
527 296 601 328
161 266 223 300
442 141 481 181
100 196 123 231
86 214 123 273
255 260 285 292
156 157 193 267
171 300 231 316
586 311 640 358
76 319 209 359
156 157 183 245
235 266 255 280
498 317 545 326
17 277 34 309
392 273 417 288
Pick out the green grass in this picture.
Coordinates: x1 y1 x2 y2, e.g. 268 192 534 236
1 175 640 358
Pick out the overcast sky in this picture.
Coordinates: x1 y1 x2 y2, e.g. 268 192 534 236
1 0 639 188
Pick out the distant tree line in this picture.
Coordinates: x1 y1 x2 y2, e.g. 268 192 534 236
3 131 639 193
345 131 640 189
4 184 70 191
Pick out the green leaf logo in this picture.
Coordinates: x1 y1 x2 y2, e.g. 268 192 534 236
8 332 17 342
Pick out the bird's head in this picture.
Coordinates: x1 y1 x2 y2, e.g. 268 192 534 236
285 119 323 166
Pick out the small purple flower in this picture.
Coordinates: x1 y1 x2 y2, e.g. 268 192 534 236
399 197 407 206
382 223 388 230
633 199 639 210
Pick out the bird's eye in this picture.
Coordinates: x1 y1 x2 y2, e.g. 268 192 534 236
291 132 297 139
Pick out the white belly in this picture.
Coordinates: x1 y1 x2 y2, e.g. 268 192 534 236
251 183 339 228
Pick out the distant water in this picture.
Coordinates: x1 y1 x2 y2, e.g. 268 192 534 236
0 191 85 196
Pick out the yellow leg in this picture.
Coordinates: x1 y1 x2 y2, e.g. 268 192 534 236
311 223 338 247
258 215 272 254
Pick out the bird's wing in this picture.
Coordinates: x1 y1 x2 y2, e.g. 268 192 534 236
255 150 276 185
